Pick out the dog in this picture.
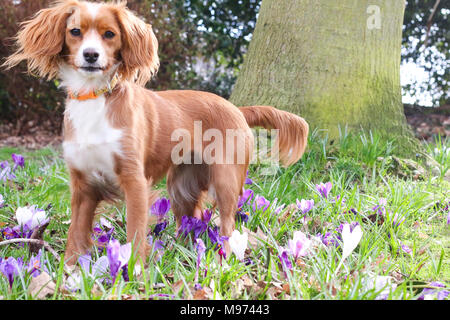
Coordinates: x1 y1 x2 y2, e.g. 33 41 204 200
4 0 309 264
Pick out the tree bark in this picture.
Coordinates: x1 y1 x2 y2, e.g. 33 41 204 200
230 0 418 154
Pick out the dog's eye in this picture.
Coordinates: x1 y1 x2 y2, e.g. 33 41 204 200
70 28 81 36
104 31 115 39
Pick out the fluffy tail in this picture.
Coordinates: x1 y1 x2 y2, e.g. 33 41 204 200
239 105 309 166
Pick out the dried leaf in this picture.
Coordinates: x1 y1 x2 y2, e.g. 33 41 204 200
28 272 56 299
193 287 212 300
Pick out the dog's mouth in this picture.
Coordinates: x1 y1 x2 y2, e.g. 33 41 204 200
80 66 105 72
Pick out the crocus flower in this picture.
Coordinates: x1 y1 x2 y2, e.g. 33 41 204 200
0 257 23 289
92 225 115 253
372 198 387 215
317 231 340 248
0 160 8 169
296 199 314 214
237 189 254 209
316 182 332 198
66 254 109 291
178 216 207 239
252 195 270 212
228 230 248 261
245 170 253 185
106 239 132 283
27 249 45 277
207 226 228 259
153 221 168 236
148 236 165 262
287 231 311 259
11 154 25 171
194 238 206 282
362 273 397 300
202 209 212 223
236 211 250 223
16 206 48 230
0 165 16 182
400 242 412 255
418 282 450 300
150 197 170 221
0 194 4 208
278 249 293 277
341 223 363 260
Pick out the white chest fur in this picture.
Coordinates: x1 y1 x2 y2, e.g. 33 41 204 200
63 96 123 184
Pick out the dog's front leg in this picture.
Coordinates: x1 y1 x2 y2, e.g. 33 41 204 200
119 173 149 262
65 170 99 265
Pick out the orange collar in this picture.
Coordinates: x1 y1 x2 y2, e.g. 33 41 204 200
67 73 120 101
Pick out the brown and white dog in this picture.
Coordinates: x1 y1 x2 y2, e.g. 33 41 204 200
4 0 309 264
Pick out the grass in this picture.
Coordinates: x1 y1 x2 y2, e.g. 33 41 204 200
0 130 449 300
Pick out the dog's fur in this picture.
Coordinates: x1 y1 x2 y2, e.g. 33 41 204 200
4 0 309 264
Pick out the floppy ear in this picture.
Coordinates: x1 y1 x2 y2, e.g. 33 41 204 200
115 6 160 86
3 1 79 80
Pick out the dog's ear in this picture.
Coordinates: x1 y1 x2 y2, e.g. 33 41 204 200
3 1 79 80
115 6 159 86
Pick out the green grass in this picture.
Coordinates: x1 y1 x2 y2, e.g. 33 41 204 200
0 131 448 300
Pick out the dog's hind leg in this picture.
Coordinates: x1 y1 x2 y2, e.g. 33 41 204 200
167 163 211 230
211 164 246 257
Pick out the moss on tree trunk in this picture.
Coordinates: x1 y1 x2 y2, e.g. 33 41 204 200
230 0 419 155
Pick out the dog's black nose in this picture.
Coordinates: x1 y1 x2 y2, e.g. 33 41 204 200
83 48 99 63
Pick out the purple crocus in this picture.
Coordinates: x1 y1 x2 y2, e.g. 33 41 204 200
0 160 8 169
237 189 254 209
400 243 412 255
153 221 168 236
278 249 293 278
296 199 314 214
148 236 165 262
92 225 115 253
178 216 207 239
11 154 25 171
0 257 23 289
252 195 270 212
150 197 170 221
0 194 5 208
106 239 132 283
418 282 450 300
207 226 228 259
194 238 206 282
317 231 340 247
236 210 250 223
244 170 253 185
316 182 332 198
27 249 45 277
202 209 212 224
0 165 16 182
372 198 387 215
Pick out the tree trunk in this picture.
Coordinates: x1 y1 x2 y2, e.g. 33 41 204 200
230 0 418 154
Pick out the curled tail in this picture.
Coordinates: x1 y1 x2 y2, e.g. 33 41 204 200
239 105 309 166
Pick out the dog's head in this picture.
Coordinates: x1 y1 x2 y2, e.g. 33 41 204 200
4 0 159 88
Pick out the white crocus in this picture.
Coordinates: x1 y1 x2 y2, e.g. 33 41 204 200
228 230 248 261
341 223 363 260
16 206 47 229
